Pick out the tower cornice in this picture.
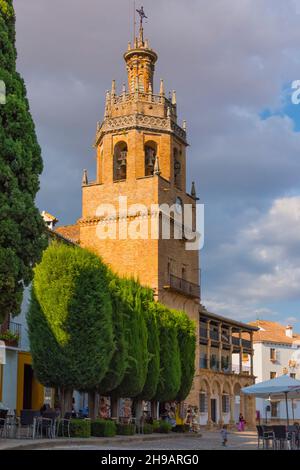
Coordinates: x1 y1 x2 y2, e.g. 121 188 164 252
94 113 188 147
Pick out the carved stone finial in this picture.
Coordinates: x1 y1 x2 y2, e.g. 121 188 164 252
160 79 165 96
183 120 187 131
82 169 88 186
172 90 177 105
191 181 197 199
154 155 161 176
148 82 153 94
122 83 126 94
128 41 131 51
167 106 171 118
111 80 116 96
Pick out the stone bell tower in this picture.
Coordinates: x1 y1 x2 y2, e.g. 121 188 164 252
79 13 201 405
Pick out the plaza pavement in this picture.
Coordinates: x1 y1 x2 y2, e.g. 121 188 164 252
0 430 258 451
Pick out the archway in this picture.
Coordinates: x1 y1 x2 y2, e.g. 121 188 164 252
113 141 127 181
144 141 157 176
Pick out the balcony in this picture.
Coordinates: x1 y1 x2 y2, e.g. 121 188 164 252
200 327 208 339
242 339 252 350
0 319 21 348
199 357 208 369
232 336 240 346
169 274 200 299
210 330 219 341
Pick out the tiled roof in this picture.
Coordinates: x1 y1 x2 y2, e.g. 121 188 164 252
248 320 300 345
55 225 80 244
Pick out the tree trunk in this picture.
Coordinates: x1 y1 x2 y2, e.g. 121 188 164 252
59 387 73 417
151 400 158 420
88 391 97 420
111 396 119 419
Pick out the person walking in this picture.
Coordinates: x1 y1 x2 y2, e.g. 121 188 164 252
221 425 229 447
238 413 245 432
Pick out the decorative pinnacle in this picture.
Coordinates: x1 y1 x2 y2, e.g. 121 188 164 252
160 79 165 96
191 181 197 199
172 90 177 105
183 120 187 131
154 155 161 176
111 80 116 96
82 169 88 186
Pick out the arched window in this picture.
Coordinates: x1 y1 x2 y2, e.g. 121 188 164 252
174 148 181 187
144 141 157 176
113 142 127 181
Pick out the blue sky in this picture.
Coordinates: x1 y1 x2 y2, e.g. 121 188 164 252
14 0 300 329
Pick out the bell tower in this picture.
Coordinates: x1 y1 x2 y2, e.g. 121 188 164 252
79 10 200 406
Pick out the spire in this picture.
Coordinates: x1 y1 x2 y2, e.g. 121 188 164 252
154 155 161 176
160 79 165 96
136 6 147 46
111 80 116 96
82 169 88 186
191 181 196 199
172 90 177 105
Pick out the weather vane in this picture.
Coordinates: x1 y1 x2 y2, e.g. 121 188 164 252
136 5 148 29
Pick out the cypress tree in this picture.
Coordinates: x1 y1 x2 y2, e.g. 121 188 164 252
154 304 181 402
28 243 114 413
172 311 196 402
136 300 160 401
111 278 148 399
98 275 128 395
0 1 46 323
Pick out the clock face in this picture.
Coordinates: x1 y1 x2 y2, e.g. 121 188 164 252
175 197 183 214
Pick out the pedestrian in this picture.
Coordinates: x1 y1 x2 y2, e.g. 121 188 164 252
238 413 245 432
221 424 229 447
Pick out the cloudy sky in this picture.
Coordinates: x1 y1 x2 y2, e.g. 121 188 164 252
14 0 300 328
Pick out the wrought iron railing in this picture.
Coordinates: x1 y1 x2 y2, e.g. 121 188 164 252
169 274 200 299
0 319 21 347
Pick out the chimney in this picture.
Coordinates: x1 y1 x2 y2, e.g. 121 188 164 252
286 325 293 338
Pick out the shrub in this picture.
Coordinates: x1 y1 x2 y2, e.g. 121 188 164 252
70 419 91 438
91 419 116 437
142 423 153 434
158 420 172 434
116 423 136 436
152 420 160 433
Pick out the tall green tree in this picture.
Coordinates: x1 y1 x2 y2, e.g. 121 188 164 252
136 301 160 401
0 1 46 323
111 278 148 399
172 311 196 402
154 304 181 402
28 243 114 414
98 274 128 395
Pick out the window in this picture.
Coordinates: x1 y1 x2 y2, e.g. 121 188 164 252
144 142 157 176
113 142 127 181
270 348 276 362
271 401 279 418
222 395 230 413
174 148 181 188
270 371 276 379
199 392 208 413
290 373 296 379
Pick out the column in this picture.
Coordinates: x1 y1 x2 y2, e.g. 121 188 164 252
207 392 213 429
218 322 222 372
229 326 233 372
239 330 243 374
218 393 224 427
207 320 211 369
230 395 235 426
250 332 254 376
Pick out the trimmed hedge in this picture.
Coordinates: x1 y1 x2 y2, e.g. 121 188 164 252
142 423 153 434
116 423 136 436
70 419 91 438
155 420 172 434
91 419 116 437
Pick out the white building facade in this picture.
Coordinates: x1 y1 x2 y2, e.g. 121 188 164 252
247 321 300 423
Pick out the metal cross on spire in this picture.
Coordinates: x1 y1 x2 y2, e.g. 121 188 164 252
136 5 147 29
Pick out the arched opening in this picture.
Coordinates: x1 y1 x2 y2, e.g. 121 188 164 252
222 382 231 424
233 383 242 423
174 148 181 188
199 378 210 426
144 141 157 176
114 142 127 181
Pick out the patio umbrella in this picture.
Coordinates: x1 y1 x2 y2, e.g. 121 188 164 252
241 375 300 426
